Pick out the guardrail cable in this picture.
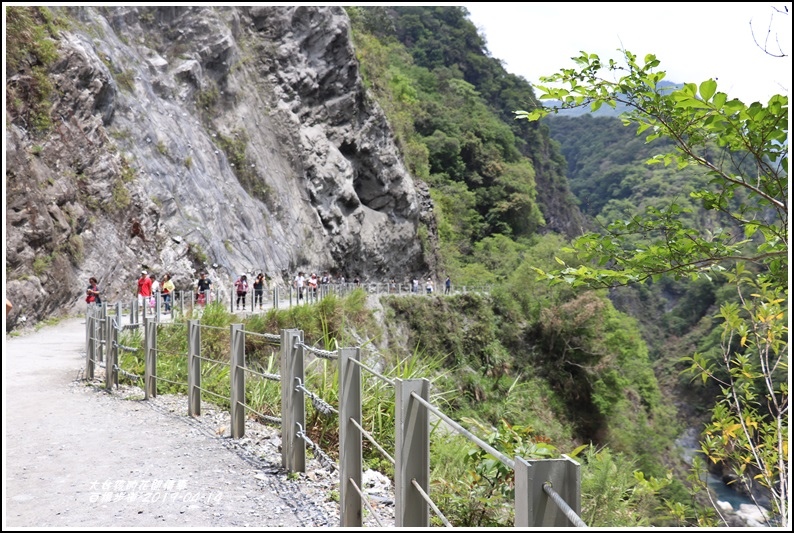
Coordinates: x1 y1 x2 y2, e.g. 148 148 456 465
411 478 453 527
543 482 587 527
348 357 395 386
199 324 230 331
409 391 515 470
296 423 337 472
113 341 139 353
245 331 281 343
115 366 142 382
296 342 338 360
153 348 188 358
196 387 228 402
195 353 229 365
153 375 184 387
348 477 387 528
243 367 281 381
349 418 395 466
295 378 338 416
240 402 281 427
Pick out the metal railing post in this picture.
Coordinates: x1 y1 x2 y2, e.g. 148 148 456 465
281 329 305 472
395 378 430 527
144 317 157 399
110 315 119 388
230 323 245 438
86 311 94 380
97 304 105 363
187 319 201 416
339 347 363 527
515 456 582 527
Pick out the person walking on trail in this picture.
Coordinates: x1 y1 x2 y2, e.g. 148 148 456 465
412 277 419 293
86 277 101 305
253 273 266 310
445 275 451 295
137 270 152 314
161 274 175 313
308 273 319 298
294 271 306 301
426 278 434 294
149 273 160 311
196 272 212 305
234 274 249 310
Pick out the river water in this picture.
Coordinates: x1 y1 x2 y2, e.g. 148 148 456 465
675 427 773 526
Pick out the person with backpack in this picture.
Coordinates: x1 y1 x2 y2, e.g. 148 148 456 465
196 272 212 305
234 274 249 310
253 273 266 310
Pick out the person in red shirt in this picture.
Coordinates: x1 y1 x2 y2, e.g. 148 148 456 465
137 270 153 314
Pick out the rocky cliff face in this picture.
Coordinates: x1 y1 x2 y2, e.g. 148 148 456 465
6 6 436 330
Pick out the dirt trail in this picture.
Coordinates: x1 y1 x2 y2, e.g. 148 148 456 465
2 317 332 528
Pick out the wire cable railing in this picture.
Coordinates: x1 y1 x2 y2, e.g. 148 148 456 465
85 294 583 528
411 478 452 527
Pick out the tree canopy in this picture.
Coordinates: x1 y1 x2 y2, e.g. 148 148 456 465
518 48 788 526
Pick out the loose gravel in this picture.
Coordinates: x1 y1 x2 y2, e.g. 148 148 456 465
4 317 395 528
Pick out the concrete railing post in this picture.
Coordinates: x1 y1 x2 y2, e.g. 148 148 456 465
395 378 430 527
144 317 157 399
515 456 581 527
230 323 245 438
281 329 305 472
339 347 362 527
187 319 201 416
97 304 105 364
109 314 119 389
86 311 94 381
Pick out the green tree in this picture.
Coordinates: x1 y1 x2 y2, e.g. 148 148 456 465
517 45 788 526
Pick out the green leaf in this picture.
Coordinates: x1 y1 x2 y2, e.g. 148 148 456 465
699 79 717 101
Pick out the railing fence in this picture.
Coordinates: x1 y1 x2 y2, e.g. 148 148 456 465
84 292 583 528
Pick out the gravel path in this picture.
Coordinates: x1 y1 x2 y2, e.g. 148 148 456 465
3 316 395 528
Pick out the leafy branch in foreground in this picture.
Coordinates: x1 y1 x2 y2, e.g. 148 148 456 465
516 44 788 527
517 50 787 290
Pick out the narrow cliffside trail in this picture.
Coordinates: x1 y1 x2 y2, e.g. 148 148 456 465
2 316 343 528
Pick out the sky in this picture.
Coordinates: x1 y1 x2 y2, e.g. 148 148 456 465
461 2 792 105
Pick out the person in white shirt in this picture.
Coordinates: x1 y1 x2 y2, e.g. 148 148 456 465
149 273 160 310
294 271 306 300
308 273 319 297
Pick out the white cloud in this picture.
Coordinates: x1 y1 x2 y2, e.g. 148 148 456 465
462 2 791 104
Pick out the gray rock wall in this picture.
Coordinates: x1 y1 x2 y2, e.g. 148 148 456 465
5 6 432 330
